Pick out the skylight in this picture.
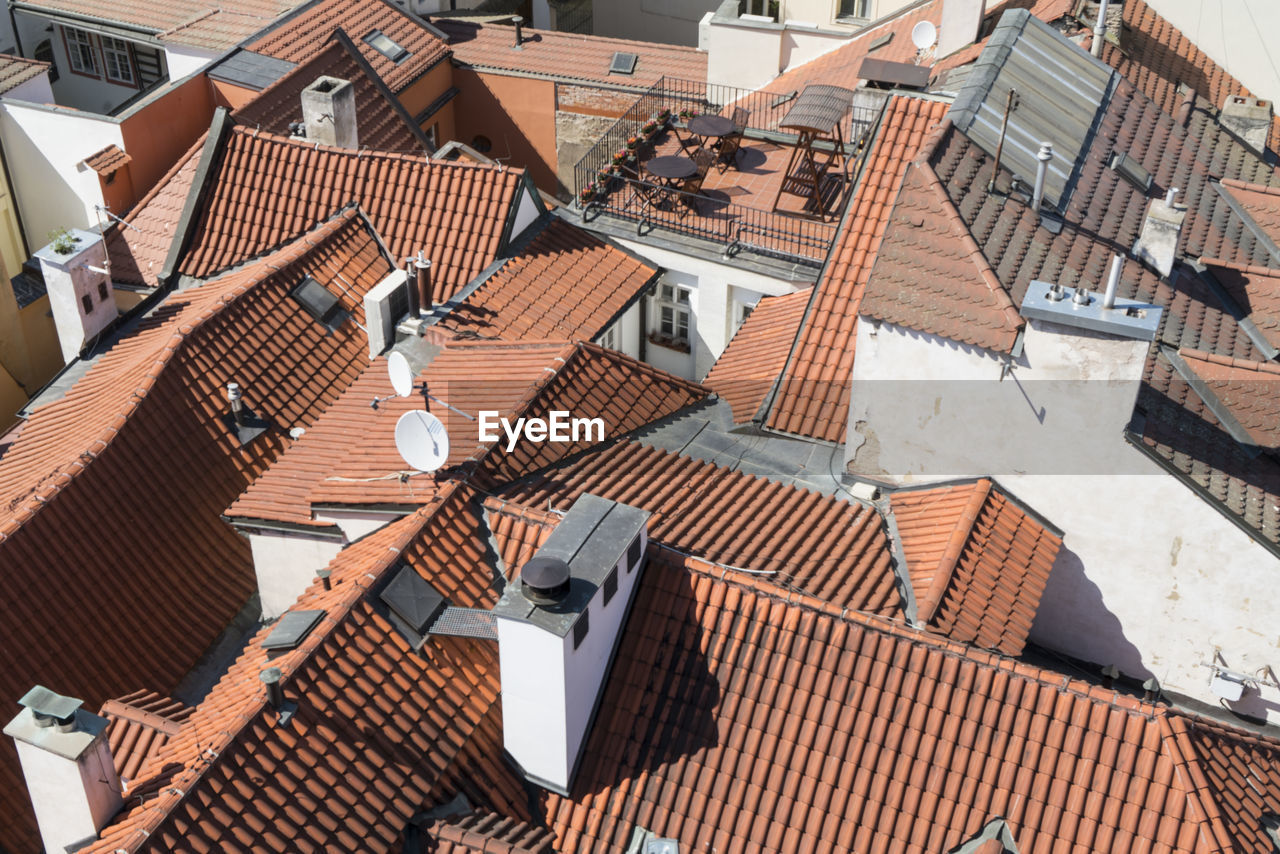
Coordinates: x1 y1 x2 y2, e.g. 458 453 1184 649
290 275 349 332
363 29 409 63
609 52 638 75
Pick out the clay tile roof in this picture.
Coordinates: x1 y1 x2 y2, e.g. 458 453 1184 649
1199 259 1280 353
482 497 557 580
425 809 557 853
232 41 424 153
100 691 193 788
437 219 658 342
87 485 529 853
170 125 524 295
862 161 1024 353
20 0 299 52
435 19 706 88
704 289 809 424
765 94 950 442
541 551 1233 853
83 144 132 175
1176 349 1280 451
248 0 451 92
0 209 392 853
498 440 901 615
0 53 49 95
1216 180 1280 266
1181 715 1280 853
889 478 1062 655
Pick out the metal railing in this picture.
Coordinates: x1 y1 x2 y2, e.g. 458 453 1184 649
581 175 837 266
572 76 880 266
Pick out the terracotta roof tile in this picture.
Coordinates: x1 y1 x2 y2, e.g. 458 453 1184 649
0 210 391 852
765 95 950 442
436 19 706 88
482 497 557 580
248 0 451 93
890 479 1061 656
1176 349 1280 451
20 0 298 52
1200 259 1280 353
704 290 809 424
0 52 49 95
498 440 901 615
425 809 557 853
176 125 524 296
83 144 132 175
1215 180 1280 266
862 161 1023 353
232 41 424 153
100 691 193 788
437 219 658 342
1181 715 1280 854
88 485 529 853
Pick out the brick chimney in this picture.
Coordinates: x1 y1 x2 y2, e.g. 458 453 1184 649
4 686 122 853
301 76 359 150
1132 193 1186 278
1220 95 1272 157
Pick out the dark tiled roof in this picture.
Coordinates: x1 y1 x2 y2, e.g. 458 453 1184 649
232 41 424 153
765 95 950 442
424 810 556 854
0 53 49 95
436 219 657 343
248 0 451 92
435 19 706 88
1175 349 1280 451
1215 179 1280 266
704 290 809 424
889 478 1060 655
206 50 297 91
1201 259 1280 354
0 210 391 853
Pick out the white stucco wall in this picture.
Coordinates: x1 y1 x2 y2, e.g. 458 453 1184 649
36 228 116 363
312 508 404 541
12 733 120 853
0 101 120 242
4 73 54 105
162 43 220 79
592 0 722 47
510 185 542 242
849 318 1280 723
706 16 785 90
497 618 569 786
249 530 345 620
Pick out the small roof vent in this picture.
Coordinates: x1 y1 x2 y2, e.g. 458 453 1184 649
262 609 325 655
521 556 571 605
1109 150 1153 193
17 686 82 731
291 275 350 332
609 52 638 75
380 565 447 635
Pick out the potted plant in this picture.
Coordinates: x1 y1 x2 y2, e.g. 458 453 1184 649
578 182 599 206
658 108 672 124
48 227 78 255
625 135 640 151
641 119 658 137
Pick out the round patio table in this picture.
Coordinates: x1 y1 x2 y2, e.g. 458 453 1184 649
645 155 697 183
687 114 734 143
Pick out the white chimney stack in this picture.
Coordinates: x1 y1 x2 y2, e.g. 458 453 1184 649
1031 142 1053 212
1132 195 1187 278
5 686 122 853
36 228 117 364
492 494 649 795
1219 95 1273 157
301 76 359 150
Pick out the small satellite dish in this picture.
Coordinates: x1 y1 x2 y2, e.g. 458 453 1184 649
911 20 937 50
388 351 415 397
394 410 449 473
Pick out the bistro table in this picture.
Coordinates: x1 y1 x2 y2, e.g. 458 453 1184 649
645 155 697 185
687 114 734 147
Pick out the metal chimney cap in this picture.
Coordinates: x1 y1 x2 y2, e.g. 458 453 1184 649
17 685 82 728
521 556 571 605
260 667 283 687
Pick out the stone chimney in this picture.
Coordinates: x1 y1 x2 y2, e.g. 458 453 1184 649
1131 195 1187 278
301 76 359 150
938 0 987 57
492 494 649 795
1220 95 1272 157
4 686 122 853
35 228 117 364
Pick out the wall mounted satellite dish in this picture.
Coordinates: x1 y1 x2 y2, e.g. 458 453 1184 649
394 410 450 472
388 351 415 397
911 20 937 50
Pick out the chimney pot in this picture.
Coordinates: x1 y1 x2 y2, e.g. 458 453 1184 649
261 667 284 710
512 16 524 49
301 76 359 150
414 253 433 316
1031 142 1053 213
227 382 246 427
317 568 332 591
1072 285 1091 306
1091 0 1109 57
1103 254 1123 309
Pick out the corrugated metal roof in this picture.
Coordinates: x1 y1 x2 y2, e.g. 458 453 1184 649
948 8 1117 210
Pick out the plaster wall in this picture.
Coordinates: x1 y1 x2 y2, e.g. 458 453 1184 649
163 44 220 79
5 74 53 104
12 736 120 853
312 508 404 541
591 0 722 46
453 69 560 194
497 618 569 785
117 72 215 196
705 17 783 90
248 530 345 619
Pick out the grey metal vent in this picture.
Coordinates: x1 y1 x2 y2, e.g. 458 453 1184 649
429 607 498 640
262 610 325 653
380 565 446 634
291 275 350 332
1109 150 1153 193
609 52 638 75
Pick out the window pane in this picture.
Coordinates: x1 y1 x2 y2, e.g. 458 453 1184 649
101 37 133 84
66 29 98 75
676 288 689 303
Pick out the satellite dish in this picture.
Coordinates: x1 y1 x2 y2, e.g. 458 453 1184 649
911 20 937 50
388 351 415 397
394 410 450 473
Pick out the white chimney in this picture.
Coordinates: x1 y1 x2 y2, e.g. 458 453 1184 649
492 494 649 795
937 0 987 58
301 76 359 150
1220 95 1273 157
1132 196 1186 278
36 228 117 364
4 686 122 853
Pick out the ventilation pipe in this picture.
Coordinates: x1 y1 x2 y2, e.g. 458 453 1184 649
1091 0 1108 57
1031 142 1053 212
261 668 284 711
1101 664 1119 689
512 16 524 49
227 382 246 427
1102 255 1123 309
414 253 433 316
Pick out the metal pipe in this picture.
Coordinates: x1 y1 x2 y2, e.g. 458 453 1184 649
1031 142 1053 212
1165 186 1179 205
512 15 524 49
1092 0 1109 57
414 252 432 315
988 88 1017 193
227 382 245 427
1103 254 1123 309
1176 88 1196 126
261 668 284 710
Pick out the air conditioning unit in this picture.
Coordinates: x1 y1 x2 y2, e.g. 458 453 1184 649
363 269 411 357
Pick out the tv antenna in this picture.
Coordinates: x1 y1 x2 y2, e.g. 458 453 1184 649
371 351 475 421
394 410 450 473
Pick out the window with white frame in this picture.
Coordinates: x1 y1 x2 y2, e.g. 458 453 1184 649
64 27 98 76
838 0 871 19
599 323 619 350
100 36 134 85
653 282 691 344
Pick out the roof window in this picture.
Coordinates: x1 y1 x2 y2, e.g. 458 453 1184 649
1109 150 1153 193
609 52 638 75
363 29 409 63
290 275 350 332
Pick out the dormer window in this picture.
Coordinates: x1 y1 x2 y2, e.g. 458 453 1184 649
363 29 409 63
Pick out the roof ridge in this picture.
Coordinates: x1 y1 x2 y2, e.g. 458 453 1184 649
1178 347 1280 375
1220 177 1280 197
226 123 517 173
1198 255 1280 278
1157 715 1238 854
917 478 992 624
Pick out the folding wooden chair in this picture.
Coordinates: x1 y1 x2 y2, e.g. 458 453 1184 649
675 149 716 218
714 107 749 173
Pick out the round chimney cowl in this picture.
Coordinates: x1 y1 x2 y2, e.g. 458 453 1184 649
521 556 571 605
